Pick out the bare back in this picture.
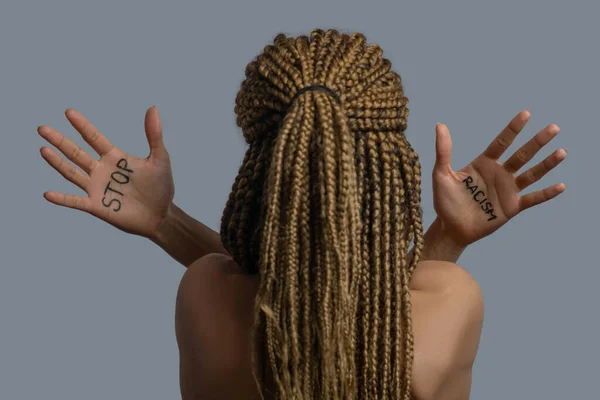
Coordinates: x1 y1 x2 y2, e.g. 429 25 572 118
175 253 484 400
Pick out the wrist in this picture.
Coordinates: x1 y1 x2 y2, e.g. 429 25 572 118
150 202 179 247
149 201 228 267
421 217 467 263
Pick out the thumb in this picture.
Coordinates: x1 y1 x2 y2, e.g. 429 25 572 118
145 106 167 160
434 122 452 170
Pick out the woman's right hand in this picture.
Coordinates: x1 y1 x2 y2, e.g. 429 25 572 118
39 106 175 240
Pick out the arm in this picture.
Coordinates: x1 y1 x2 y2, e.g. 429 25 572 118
407 216 466 265
151 202 228 268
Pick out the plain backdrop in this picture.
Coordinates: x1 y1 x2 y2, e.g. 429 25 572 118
1 0 595 399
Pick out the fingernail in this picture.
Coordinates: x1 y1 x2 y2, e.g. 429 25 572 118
559 149 567 157
153 105 159 110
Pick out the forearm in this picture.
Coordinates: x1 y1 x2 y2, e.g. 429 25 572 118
151 202 228 268
407 216 466 265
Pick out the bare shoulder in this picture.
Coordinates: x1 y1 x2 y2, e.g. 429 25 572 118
410 261 484 400
178 253 259 296
410 260 481 295
182 252 248 278
175 253 261 400
176 252 260 338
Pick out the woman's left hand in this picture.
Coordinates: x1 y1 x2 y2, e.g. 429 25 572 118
431 110 567 247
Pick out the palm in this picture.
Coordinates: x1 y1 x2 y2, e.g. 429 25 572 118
39 107 174 239
431 111 566 247
86 150 174 236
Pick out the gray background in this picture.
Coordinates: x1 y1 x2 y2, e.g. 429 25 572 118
0 0 595 398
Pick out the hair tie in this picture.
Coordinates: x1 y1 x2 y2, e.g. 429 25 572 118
290 85 341 104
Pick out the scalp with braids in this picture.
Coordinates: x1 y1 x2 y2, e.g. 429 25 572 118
220 29 424 400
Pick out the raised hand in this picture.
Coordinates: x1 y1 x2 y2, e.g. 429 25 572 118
432 110 566 247
38 107 175 239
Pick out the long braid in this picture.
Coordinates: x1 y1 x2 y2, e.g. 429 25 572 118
356 135 372 400
221 29 422 399
381 137 394 395
366 134 383 398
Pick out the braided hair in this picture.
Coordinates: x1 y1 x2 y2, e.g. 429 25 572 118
220 29 424 400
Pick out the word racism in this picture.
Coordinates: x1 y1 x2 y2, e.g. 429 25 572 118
463 176 497 221
102 158 133 212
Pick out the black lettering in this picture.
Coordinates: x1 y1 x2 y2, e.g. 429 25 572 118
104 181 123 196
482 201 493 212
100 161 133 212
101 197 122 212
111 171 130 184
463 175 497 222
117 158 134 173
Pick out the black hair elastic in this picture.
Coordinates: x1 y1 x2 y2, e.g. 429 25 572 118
290 85 341 104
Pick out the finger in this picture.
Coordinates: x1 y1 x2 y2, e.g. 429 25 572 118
145 106 167 160
40 147 90 191
38 125 97 173
504 124 560 173
482 110 531 160
515 148 567 190
43 191 92 214
518 182 566 211
434 123 452 170
65 109 115 156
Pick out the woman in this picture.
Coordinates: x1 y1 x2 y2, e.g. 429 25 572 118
38 30 566 400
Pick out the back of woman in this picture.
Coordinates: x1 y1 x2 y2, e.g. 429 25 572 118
175 253 484 400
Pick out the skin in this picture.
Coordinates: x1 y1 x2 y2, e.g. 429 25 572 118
38 107 566 399
175 253 484 400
